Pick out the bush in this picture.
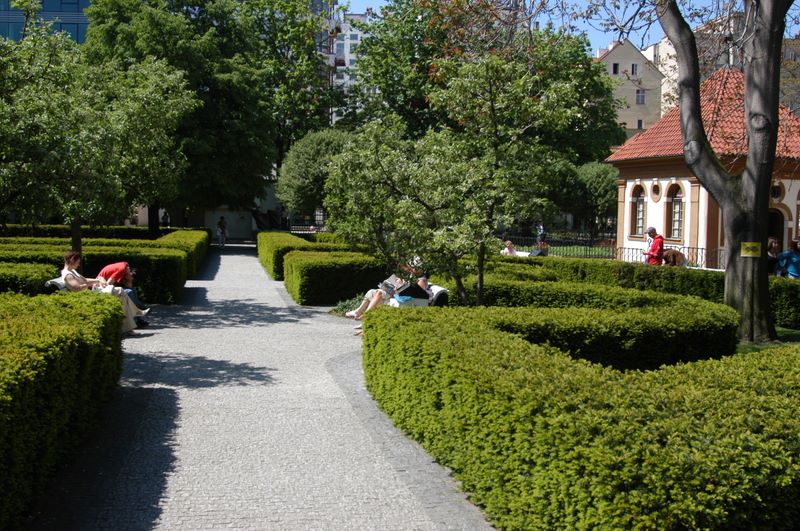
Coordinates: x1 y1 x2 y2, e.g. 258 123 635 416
0 223 156 239
0 292 123 529
0 262 59 295
503 255 800 328
283 251 386 305
0 245 187 304
256 231 352 281
362 307 799 530
276 129 354 214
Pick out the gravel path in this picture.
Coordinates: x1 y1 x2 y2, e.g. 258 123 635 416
29 244 491 530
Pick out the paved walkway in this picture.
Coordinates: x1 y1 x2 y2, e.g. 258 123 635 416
30 244 491 530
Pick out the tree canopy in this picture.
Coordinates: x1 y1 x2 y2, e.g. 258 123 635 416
277 128 354 215
0 3 196 249
327 24 621 303
83 0 338 212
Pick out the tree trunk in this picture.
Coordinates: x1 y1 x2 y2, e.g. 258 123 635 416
147 203 160 236
454 275 469 305
475 241 486 306
722 203 776 342
70 218 82 265
659 0 791 342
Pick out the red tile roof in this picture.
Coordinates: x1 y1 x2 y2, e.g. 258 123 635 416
607 67 800 162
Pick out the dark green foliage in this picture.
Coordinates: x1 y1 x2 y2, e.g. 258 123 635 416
0 263 59 295
256 231 352 281
276 129 354 214
0 244 187 304
363 307 799 530
520 255 800 328
302 233 349 244
283 251 386 305
0 224 156 239
0 292 123 530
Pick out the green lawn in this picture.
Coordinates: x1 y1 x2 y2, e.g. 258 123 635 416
735 326 800 354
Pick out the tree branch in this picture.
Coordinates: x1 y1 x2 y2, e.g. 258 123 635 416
658 0 731 204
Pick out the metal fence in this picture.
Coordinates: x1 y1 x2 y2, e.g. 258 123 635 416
615 246 727 270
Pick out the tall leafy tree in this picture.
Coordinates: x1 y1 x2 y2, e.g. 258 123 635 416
345 0 451 136
328 52 582 304
277 128 353 216
572 162 620 236
0 2 196 249
83 0 336 215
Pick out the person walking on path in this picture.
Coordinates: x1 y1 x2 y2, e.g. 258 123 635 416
216 216 228 248
30 244 490 530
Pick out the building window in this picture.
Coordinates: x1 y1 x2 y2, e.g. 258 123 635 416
349 58 356 66
630 185 646 236
349 43 358 54
637 119 643 129
631 63 639 76
636 89 646 105
336 42 344 54
349 33 358 40
666 185 683 239
336 33 345 41
612 63 619 75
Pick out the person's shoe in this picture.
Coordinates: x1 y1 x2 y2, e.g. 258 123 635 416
138 308 150 317
353 323 362 329
345 310 359 318
136 319 149 329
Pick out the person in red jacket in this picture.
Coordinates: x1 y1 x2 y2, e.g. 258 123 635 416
642 226 664 265
98 261 150 326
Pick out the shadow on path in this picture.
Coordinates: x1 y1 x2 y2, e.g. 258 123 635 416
27 345 277 529
28 386 179 531
124 351 277 389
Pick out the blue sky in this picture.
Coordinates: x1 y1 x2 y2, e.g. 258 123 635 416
341 0 666 55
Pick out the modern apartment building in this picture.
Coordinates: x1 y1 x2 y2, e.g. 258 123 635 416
329 12 368 122
0 0 89 42
595 39 664 138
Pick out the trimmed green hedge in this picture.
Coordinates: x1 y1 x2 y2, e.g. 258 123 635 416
0 229 208 279
498 255 800 328
0 223 155 239
283 251 386 305
0 292 124 529
0 245 187 304
363 307 798 530
0 262 58 295
256 232 352 281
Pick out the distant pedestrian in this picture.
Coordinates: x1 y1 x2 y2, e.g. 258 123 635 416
161 211 170 227
217 216 228 248
537 223 546 244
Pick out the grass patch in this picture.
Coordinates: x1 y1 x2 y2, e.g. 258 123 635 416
331 294 363 316
735 326 800 354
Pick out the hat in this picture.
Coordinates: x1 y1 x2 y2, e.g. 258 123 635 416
646 226 656 234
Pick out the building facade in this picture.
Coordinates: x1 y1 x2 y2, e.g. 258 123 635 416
595 39 664 138
608 68 800 269
1 0 89 42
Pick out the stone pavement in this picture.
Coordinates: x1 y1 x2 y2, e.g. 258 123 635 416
29 244 491 530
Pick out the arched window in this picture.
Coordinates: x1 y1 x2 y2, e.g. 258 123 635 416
630 185 646 236
665 185 684 240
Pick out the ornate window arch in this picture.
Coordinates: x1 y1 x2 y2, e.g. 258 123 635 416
630 185 646 236
665 184 684 240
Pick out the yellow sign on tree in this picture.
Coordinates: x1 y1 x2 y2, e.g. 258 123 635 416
740 242 761 258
